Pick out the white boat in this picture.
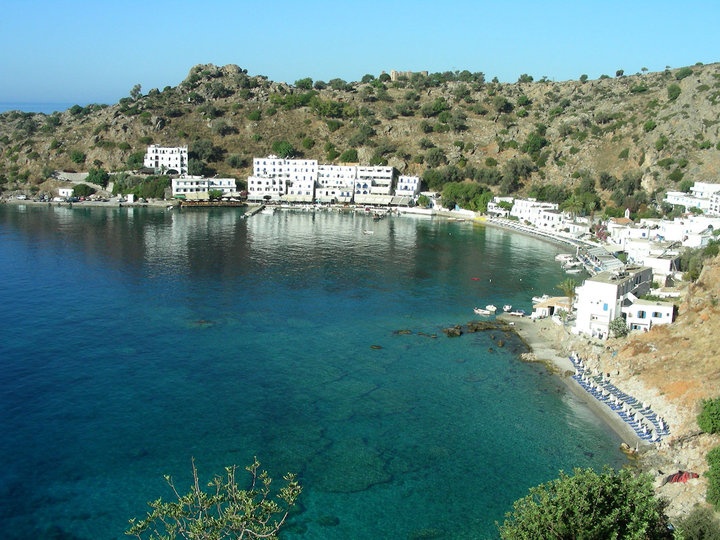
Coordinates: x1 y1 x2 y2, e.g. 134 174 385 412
565 268 582 274
363 230 374 235
555 253 574 262
474 307 492 316
485 304 497 312
532 294 549 304
509 309 526 317
503 304 512 312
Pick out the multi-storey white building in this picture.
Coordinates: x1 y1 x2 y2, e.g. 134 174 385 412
395 175 421 197
355 166 396 204
665 181 720 214
316 164 356 203
171 175 237 199
248 156 318 202
144 145 188 174
573 265 653 339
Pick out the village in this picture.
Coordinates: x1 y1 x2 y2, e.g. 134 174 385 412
27 144 719 345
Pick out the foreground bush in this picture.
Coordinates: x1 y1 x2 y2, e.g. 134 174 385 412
708 447 720 511
673 505 720 539
499 467 672 539
126 458 301 540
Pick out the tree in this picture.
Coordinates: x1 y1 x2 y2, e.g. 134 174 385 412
556 277 578 305
127 152 145 170
610 316 629 338
616 69 625 77
668 84 681 101
86 167 110 188
69 150 86 164
579 74 589 83
127 458 301 540
73 183 96 197
338 148 358 162
517 73 534 83
674 505 720 539
130 84 142 101
294 77 313 90
499 467 672 539
697 397 720 434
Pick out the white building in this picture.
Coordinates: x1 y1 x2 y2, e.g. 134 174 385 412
316 164 356 203
248 156 318 202
573 265 654 339
487 196 514 217
395 175 421 198
510 198 560 227
58 187 74 198
621 299 675 333
355 166 396 205
144 145 188 174
664 181 720 214
171 175 237 199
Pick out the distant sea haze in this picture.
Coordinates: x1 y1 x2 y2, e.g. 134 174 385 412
0 102 79 114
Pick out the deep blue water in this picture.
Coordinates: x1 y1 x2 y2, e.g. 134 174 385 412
0 102 78 114
0 204 625 539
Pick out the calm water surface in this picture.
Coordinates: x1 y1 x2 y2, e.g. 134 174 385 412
0 204 625 539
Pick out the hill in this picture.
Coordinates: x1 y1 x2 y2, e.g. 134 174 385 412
1 62 719 210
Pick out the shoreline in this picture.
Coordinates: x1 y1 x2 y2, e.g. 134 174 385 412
501 313 647 450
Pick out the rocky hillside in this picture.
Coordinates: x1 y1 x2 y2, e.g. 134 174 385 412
1 62 720 203
581 254 720 517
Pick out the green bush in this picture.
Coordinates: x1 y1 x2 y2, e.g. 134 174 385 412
338 148 358 162
69 150 86 164
698 397 720 433
499 467 672 539
673 505 720 539
668 84 682 101
708 446 720 510
675 67 693 80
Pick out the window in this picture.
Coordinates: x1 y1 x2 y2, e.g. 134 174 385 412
652 312 662 318
602 303 608 311
637 311 646 319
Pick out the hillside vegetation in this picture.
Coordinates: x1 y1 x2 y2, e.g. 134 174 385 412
1 62 720 211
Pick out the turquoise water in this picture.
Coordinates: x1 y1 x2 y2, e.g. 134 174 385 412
0 205 625 539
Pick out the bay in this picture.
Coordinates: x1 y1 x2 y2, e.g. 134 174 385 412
0 204 625 539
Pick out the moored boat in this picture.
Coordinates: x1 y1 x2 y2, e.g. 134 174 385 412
485 304 497 312
503 304 512 312
473 307 492 316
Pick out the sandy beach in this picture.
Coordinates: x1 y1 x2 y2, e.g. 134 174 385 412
501 314 648 448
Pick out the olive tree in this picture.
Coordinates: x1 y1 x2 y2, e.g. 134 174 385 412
127 458 301 540
499 467 672 539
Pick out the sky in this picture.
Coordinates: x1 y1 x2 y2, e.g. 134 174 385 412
1 0 719 107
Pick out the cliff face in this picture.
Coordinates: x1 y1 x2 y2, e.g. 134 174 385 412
616 255 720 435
586 255 720 518
1 62 719 203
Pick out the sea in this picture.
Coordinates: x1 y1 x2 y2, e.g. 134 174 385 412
0 204 626 539
0 103 84 114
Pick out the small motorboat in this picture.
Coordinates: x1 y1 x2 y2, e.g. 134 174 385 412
509 309 526 317
474 307 492 316
363 230 374 235
532 294 549 304
503 304 512 312
485 304 497 313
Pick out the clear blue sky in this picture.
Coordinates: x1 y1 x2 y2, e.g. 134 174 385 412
1 0 718 105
